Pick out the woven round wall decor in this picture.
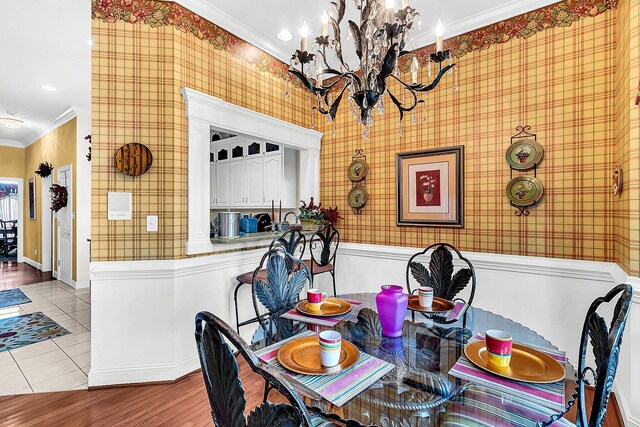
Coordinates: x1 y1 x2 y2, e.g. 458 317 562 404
115 143 153 177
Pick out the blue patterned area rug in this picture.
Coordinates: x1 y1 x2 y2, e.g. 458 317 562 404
0 312 70 352
0 289 32 309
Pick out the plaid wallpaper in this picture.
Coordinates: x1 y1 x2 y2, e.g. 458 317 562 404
91 20 309 261
91 1 639 276
319 10 619 265
627 0 640 276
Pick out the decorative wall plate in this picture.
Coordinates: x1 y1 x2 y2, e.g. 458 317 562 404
505 139 543 170
115 143 153 176
348 186 368 211
348 158 369 182
506 176 543 207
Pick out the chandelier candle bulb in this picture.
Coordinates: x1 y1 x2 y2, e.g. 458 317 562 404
321 10 329 37
402 0 409 8
300 20 309 51
435 19 444 52
386 0 394 21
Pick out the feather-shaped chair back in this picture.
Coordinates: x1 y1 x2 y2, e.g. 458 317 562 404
269 229 306 266
405 243 476 306
195 311 313 427
251 247 312 343
309 224 340 267
576 284 632 427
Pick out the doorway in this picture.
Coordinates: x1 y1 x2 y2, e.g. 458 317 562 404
57 166 72 285
41 174 53 272
0 177 23 263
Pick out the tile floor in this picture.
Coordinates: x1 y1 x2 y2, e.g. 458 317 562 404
0 280 90 395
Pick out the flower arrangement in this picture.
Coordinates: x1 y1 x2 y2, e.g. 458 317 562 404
299 198 342 226
299 197 323 222
320 205 342 225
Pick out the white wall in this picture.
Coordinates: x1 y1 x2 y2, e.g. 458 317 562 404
89 243 639 425
74 112 91 288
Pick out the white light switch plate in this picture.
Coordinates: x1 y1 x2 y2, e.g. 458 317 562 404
146 215 158 232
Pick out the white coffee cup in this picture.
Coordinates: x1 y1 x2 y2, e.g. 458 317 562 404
318 330 342 367
418 286 434 307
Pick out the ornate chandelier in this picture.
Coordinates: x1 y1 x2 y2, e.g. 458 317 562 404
288 0 457 138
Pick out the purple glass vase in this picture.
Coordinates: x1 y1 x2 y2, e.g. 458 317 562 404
376 285 409 338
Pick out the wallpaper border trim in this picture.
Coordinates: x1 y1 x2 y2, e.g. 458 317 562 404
91 0 617 78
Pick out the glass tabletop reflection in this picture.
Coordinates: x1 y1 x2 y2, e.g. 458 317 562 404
252 292 577 427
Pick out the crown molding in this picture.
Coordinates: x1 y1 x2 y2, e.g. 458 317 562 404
176 0 290 63
22 107 76 147
0 138 24 148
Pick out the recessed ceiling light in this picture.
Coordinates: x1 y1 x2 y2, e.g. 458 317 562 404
0 117 24 129
41 85 57 92
277 29 293 41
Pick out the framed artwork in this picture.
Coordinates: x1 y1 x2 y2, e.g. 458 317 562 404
28 178 36 220
396 146 464 227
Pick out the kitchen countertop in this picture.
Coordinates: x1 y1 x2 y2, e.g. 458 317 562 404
210 229 316 245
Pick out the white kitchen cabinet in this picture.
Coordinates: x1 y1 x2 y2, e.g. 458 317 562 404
230 161 246 205
262 154 282 206
210 138 297 209
245 157 264 206
210 163 217 208
215 162 230 206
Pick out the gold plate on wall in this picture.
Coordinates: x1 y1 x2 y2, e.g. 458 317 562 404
505 176 543 207
277 336 359 376
464 341 565 383
115 143 153 176
348 158 369 182
348 186 368 210
505 139 543 170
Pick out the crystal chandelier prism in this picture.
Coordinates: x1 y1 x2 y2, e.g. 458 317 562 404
288 0 456 135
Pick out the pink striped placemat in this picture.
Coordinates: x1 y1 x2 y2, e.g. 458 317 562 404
281 300 362 327
256 331 395 407
448 334 567 412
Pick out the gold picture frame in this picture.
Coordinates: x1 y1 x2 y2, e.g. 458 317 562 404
396 146 464 227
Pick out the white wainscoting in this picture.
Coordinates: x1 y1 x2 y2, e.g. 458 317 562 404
89 243 639 425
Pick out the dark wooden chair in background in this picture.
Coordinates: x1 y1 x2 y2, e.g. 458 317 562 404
233 229 306 334
0 220 18 257
195 311 336 427
304 224 339 296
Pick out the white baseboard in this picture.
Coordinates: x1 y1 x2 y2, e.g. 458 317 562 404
88 356 199 387
23 256 42 271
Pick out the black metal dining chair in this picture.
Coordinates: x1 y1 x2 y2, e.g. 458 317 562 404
251 247 312 345
195 311 336 427
405 243 476 306
304 224 339 296
0 220 17 257
233 229 307 334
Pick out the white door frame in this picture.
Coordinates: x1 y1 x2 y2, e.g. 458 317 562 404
0 177 24 263
41 173 53 272
56 165 72 285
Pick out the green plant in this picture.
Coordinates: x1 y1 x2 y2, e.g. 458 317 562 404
299 197 323 222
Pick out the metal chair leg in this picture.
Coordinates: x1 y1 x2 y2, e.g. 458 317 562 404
263 379 272 403
331 270 337 296
233 281 245 334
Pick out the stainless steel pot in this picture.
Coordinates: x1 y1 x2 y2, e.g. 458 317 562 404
217 212 240 238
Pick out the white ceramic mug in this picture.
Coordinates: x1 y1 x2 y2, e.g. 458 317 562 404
418 286 434 307
307 288 329 311
318 331 342 367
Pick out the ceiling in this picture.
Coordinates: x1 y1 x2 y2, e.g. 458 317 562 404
0 0 90 147
183 0 560 65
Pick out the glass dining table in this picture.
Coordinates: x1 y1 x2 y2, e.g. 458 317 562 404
252 292 577 427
